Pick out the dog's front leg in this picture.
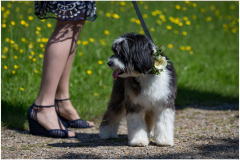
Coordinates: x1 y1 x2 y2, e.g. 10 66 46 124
126 109 149 147
154 107 175 146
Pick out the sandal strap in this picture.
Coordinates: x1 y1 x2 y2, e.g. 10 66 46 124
33 103 55 108
55 98 70 101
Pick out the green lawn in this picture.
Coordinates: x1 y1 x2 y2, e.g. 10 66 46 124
1 1 239 130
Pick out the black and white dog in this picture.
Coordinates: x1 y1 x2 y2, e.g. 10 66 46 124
99 33 177 147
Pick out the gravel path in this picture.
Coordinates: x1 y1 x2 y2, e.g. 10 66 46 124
1 104 239 159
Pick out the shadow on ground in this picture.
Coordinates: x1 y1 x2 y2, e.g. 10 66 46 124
50 136 239 159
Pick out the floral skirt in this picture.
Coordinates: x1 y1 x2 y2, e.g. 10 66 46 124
34 1 97 21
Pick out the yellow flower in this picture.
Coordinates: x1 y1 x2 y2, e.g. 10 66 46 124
14 65 19 69
79 52 83 56
183 16 188 21
192 3 197 7
89 38 95 42
189 51 194 55
47 23 52 28
7 3 12 8
200 8 205 13
77 40 81 44
100 39 106 45
4 65 8 69
232 28 237 33
135 20 141 25
2 24 6 28
120 1 126 5
29 56 32 59
206 17 212 22
182 31 187 36
29 44 33 49
40 44 44 48
98 60 103 65
39 54 43 58
28 16 33 20
5 38 10 42
33 58 36 62
186 21 191 25
35 70 39 73
130 18 136 22
21 38 26 42
192 15 197 20
20 87 24 91
210 5 215 10
106 13 111 17
10 40 14 44
143 14 148 18
82 41 89 45
185 46 191 51
15 7 20 12
25 23 29 27
12 70 16 74
41 19 45 22
36 27 41 31
178 22 183 26
112 14 120 19
175 5 181 10
166 26 172 30
94 93 98 96
174 30 178 34
215 9 220 16
157 20 162 25
14 55 18 59
182 7 187 11
150 28 155 32
139 30 144 34
36 31 40 34
19 15 23 19
168 44 173 48
1 6 5 11
230 5 235 10
87 70 92 74
20 49 23 53
180 46 185 50
104 30 110 35
2 55 6 59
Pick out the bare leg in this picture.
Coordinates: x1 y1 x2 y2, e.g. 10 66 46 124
34 20 87 136
54 20 93 126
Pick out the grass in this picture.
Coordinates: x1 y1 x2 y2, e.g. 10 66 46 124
1 1 239 130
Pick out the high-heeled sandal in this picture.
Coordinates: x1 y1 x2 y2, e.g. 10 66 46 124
55 98 93 128
27 103 76 138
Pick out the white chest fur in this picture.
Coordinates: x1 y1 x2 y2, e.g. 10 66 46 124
133 69 171 109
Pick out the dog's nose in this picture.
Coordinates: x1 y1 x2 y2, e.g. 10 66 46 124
107 61 113 66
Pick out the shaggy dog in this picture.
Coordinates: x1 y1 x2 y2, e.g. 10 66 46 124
99 33 177 147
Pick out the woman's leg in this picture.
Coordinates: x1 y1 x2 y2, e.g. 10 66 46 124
55 20 94 126
34 19 87 136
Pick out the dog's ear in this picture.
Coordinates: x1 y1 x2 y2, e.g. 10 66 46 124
148 42 156 55
112 37 129 54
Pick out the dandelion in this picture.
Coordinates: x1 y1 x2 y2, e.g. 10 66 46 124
20 87 24 91
178 22 183 26
100 39 106 45
35 70 39 73
77 40 81 44
14 55 18 59
2 55 6 59
7 3 12 8
39 54 43 58
120 1 126 5
21 20 26 25
5 38 10 42
1 6 5 11
215 9 220 16
157 19 162 25
189 51 194 55
192 15 197 20
174 30 178 34
10 40 14 44
182 31 187 36
36 27 41 31
130 18 136 22
15 7 20 12
227 16 232 20
206 16 212 22
166 25 172 30
98 60 103 65
180 46 185 50
200 8 205 13
106 13 111 17
210 5 215 10
25 23 29 27
182 7 187 11
87 70 92 74
135 20 141 25
150 28 155 32
185 46 191 51
82 41 89 45
104 30 110 35
183 17 188 21
20 49 23 53
94 93 98 96
28 16 33 20
79 52 83 56
175 5 181 10
29 56 32 59
112 14 120 19
19 15 23 19
186 21 191 25
89 38 95 42
232 28 237 33
168 44 173 48
2 24 6 28
10 21 15 25
230 5 235 10
4 65 8 69
47 23 52 28
143 14 148 18
14 65 19 69
36 31 40 34
12 71 16 74
33 58 36 62
192 3 197 7
41 19 45 22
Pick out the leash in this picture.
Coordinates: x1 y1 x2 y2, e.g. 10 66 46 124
132 1 154 44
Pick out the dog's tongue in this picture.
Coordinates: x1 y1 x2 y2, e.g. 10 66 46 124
113 69 120 80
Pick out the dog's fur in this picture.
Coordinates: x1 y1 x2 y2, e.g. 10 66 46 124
99 33 177 147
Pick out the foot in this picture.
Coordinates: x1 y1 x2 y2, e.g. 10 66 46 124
55 99 94 127
33 105 76 137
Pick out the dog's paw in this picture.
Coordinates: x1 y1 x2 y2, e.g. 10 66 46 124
128 138 149 147
155 137 174 146
99 125 118 139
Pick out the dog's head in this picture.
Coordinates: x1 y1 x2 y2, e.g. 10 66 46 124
108 33 156 79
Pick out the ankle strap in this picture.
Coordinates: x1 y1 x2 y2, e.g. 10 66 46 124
34 103 55 108
55 98 70 101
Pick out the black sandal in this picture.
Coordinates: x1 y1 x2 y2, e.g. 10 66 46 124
55 98 93 128
27 103 76 138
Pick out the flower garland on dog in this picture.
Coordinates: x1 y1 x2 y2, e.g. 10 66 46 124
152 45 170 75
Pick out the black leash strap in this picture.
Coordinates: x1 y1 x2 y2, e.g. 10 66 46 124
132 1 154 44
